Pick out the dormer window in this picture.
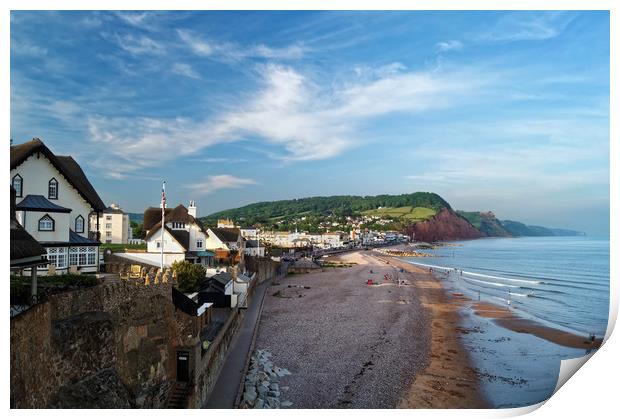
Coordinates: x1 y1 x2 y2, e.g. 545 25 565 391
38 214 55 231
12 174 23 197
75 215 85 233
48 178 58 199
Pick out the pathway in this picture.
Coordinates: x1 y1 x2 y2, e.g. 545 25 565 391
203 277 272 408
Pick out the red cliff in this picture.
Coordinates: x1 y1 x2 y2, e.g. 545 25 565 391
406 208 484 242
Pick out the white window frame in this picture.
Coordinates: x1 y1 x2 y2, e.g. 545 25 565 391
75 215 85 233
12 174 23 197
38 214 55 231
48 178 58 200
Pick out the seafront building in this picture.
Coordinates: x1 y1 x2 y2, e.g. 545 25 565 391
138 201 215 267
10 138 105 275
205 227 246 265
90 203 132 244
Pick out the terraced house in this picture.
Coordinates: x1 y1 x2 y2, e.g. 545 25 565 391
10 138 105 275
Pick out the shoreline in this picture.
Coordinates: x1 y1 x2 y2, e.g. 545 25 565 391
471 301 603 350
372 254 488 408
395 256 604 351
252 249 487 408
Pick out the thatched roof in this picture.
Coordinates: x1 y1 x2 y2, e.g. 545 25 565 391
11 138 105 212
144 223 190 250
143 204 203 232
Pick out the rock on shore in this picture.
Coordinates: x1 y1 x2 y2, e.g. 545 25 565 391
239 349 292 409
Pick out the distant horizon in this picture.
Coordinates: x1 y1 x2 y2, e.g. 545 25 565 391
10 11 610 235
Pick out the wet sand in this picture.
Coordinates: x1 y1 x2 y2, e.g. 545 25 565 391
471 301 603 350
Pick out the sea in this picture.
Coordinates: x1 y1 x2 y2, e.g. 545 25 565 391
401 236 610 408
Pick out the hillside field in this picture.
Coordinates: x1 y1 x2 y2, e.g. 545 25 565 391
363 206 437 222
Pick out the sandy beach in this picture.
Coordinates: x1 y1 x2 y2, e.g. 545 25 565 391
254 250 486 408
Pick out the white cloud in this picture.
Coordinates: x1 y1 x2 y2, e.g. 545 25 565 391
184 175 257 195
171 63 200 79
11 40 47 57
177 29 213 56
115 34 165 55
114 12 153 28
176 29 306 61
87 63 490 177
477 12 575 43
436 40 463 52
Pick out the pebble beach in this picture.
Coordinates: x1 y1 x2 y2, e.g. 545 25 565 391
249 250 486 408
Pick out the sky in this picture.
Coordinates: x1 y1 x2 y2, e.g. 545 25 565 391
10 11 610 234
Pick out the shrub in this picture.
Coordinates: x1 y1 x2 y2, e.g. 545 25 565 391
172 260 205 293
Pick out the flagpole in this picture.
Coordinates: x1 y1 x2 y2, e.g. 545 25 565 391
161 181 166 272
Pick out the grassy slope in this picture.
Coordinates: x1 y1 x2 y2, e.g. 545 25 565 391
456 211 482 229
362 206 437 222
203 192 451 223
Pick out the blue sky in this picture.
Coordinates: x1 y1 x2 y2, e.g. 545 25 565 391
10 11 609 234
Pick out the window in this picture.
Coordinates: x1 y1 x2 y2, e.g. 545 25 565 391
48 178 58 199
105 215 112 221
106 223 112 229
156 242 161 248
197 239 203 248
12 174 23 197
38 214 55 231
172 222 186 229
75 215 85 233
106 239 112 244
87 248 96 265
47 247 67 268
106 231 112 237
69 248 78 266
69 247 97 266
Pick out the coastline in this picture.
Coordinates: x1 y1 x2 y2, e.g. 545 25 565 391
251 249 491 408
375 254 488 408
471 301 603 350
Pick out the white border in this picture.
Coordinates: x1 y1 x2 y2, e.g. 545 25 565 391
2 2 616 418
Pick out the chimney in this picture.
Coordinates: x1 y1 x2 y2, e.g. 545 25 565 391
188 200 197 218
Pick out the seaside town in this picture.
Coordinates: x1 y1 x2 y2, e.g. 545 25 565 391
9 138 419 409
8 9 610 413
8 136 605 410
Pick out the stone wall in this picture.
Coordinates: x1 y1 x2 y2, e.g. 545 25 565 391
189 308 244 408
245 256 280 283
10 281 191 408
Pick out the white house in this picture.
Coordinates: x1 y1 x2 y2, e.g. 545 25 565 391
91 203 132 244
205 227 246 265
141 201 214 267
240 227 259 240
10 138 106 275
243 239 265 257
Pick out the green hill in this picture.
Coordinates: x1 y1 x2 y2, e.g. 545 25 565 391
501 220 584 237
363 206 437 222
457 211 512 237
201 192 450 228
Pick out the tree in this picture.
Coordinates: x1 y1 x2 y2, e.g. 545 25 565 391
131 221 144 239
171 260 205 293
